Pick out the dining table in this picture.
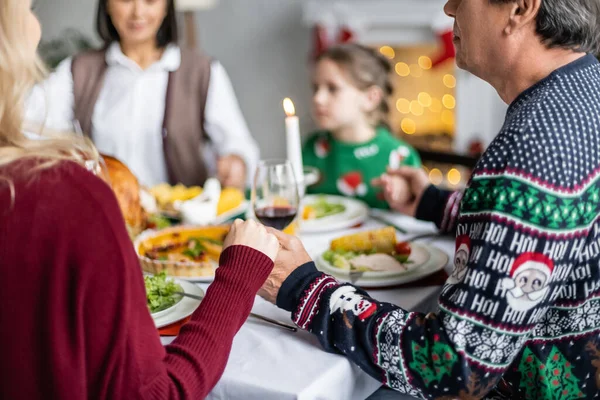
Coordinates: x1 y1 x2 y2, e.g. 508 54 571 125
160 210 455 400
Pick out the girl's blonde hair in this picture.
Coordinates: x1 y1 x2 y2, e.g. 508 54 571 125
0 0 98 175
316 43 394 128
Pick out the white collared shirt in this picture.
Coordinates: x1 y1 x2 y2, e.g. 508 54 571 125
25 43 259 187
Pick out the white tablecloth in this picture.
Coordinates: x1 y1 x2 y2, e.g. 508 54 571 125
161 212 455 400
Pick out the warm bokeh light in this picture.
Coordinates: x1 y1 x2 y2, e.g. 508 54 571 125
429 98 443 113
447 168 462 185
418 92 432 107
410 101 424 116
379 46 396 59
442 94 456 109
429 168 443 185
443 74 456 88
395 62 410 77
396 98 410 114
418 56 432 70
442 110 454 125
283 98 296 116
409 64 423 78
401 118 416 134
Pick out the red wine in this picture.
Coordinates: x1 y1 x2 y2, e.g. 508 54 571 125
255 206 297 230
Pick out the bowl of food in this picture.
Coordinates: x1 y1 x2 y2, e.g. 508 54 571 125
135 225 230 281
145 271 184 318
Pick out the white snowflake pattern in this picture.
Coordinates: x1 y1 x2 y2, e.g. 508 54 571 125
381 309 409 335
443 315 474 350
535 308 563 337
470 331 515 364
570 300 600 332
389 379 423 398
375 309 421 397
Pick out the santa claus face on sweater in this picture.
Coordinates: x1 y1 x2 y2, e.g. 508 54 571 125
451 248 469 281
501 253 553 312
515 269 547 294
314 137 331 158
337 171 367 197
447 236 471 284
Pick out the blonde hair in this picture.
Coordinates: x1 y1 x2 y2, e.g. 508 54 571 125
0 0 98 176
316 43 394 128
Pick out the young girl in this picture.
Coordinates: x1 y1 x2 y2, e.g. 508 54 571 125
302 43 421 209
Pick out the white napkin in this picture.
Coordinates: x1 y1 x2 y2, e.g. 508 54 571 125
179 178 221 225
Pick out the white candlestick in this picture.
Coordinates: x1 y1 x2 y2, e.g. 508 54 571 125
283 98 304 194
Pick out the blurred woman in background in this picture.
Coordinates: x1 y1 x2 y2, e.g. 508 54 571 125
26 0 258 189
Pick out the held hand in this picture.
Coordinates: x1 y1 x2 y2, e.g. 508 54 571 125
217 155 247 189
371 166 430 217
222 219 280 262
258 228 313 304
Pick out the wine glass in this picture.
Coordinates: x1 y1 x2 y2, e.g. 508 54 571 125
252 160 299 231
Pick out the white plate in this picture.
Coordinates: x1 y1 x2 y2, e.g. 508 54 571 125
314 243 449 288
152 280 204 329
151 294 184 319
300 195 369 233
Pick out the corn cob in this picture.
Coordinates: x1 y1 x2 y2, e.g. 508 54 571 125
330 226 397 254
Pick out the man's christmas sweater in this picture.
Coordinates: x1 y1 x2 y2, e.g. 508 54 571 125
302 126 421 209
278 54 600 399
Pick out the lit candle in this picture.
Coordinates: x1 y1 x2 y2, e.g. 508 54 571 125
283 98 304 192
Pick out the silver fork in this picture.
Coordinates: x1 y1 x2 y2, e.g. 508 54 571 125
175 292 297 332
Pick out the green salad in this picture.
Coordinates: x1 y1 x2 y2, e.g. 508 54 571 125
145 271 183 313
323 249 375 271
305 196 346 219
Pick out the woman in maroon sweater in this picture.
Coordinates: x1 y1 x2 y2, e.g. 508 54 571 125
0 1 279 399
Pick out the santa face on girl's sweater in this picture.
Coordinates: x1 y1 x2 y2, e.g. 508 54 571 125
314 137 331 159
336 171 367 197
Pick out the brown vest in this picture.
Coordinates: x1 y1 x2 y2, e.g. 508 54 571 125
71 47 212 186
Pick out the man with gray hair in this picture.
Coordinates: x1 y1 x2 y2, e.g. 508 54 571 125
257 0 600 399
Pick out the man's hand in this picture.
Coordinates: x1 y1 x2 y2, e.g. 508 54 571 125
217 154 247 189
258 228 313 304
222 219 280 262
372 166 430 217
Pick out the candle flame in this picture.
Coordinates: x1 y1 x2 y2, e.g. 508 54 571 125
283 98 296 117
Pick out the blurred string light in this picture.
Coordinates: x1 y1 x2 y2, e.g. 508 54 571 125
396 98 410 114
443 94 456 109
418 92 432 107
443 74 456 88
447 168 461 185
429 168 443 185
379 46 396 59
418 56 432 70
401 118 416 134
395 62 410 77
